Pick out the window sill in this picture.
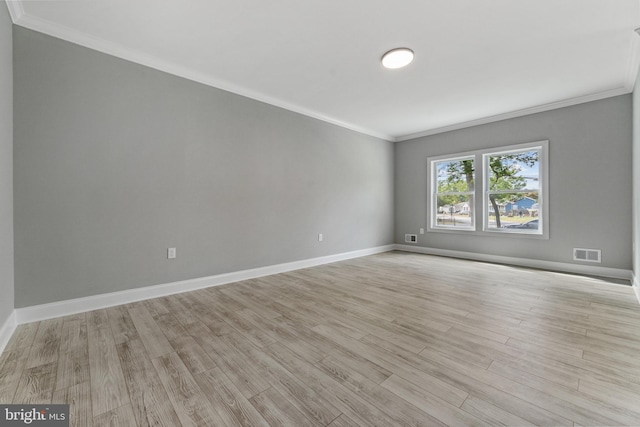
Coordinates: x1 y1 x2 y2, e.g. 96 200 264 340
428 227 549 240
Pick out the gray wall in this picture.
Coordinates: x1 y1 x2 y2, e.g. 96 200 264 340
633 70 640 284
13 27 394 307
0 3 13 325
396 95 632 270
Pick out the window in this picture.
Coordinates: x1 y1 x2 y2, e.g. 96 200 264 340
428 141 548 238
431 156 475 230
484 147 542 234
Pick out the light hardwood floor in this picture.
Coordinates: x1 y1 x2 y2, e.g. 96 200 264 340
2 251 640 426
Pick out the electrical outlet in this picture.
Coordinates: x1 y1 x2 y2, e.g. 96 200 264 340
420 228 425 234
167 247 177 259
318 233 323 242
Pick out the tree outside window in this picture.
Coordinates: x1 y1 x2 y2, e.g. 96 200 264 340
433 157 474 230
486 149 540 230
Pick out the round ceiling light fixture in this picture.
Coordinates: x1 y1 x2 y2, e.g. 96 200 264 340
381 48 414 69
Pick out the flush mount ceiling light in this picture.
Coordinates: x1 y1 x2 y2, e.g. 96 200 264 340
381 48 414 69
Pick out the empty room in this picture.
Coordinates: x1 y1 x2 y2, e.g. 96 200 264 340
2 1 640 426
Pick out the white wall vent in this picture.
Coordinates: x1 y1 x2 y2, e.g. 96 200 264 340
405 234 418 244
573 248 601 263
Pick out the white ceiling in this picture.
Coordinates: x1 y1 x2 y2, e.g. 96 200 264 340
6 0 640 141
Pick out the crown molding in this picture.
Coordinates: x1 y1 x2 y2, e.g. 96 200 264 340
5 0 24 23
11 11 394 142
628 0 640 92
624 25 640 92
394 86 632 142
9 3 639 144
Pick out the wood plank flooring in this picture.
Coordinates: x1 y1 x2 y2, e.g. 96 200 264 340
2 251 640 426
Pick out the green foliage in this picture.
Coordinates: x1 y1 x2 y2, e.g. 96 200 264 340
436 180 467 205
436 159 474 208
438 159 474 190
488 151 538 227
436 194 469 208
488 151 537 191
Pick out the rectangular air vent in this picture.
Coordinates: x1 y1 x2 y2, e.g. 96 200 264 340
405 234 417 244
573 248 601 263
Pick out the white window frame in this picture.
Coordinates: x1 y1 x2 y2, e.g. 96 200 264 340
427 140 549 239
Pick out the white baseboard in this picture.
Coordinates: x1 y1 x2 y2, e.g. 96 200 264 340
633 273 640 304
0 310 17 355
394 244 633 281
15 244 395 324
9 242 635 329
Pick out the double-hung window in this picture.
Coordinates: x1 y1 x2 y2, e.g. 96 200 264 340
428 140 548 238
484 145 544 234
432 156 475 230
